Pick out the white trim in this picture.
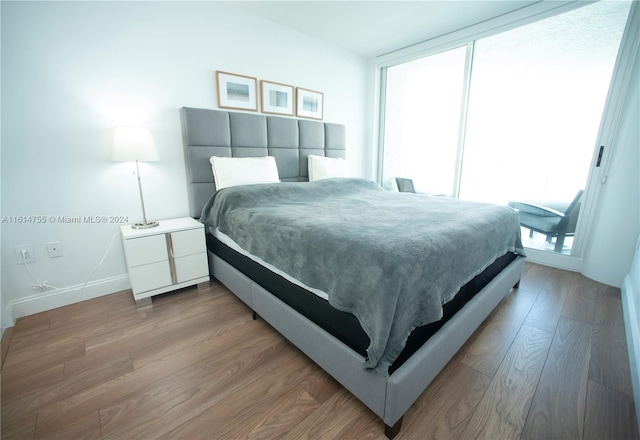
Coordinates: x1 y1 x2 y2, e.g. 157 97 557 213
1 294 15 334
622 274 640 431
7 274 131 319
453 42 475 198
523 248 583 272
375 66 387 183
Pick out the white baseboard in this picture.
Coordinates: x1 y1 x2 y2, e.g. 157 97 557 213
622 275 640 431
8 275 131 320
523 247 583 272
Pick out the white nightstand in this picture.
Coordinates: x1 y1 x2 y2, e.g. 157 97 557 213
120 217 210 306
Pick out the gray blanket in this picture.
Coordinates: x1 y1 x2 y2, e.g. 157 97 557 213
200 178 525 375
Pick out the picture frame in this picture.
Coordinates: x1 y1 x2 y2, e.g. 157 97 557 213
260 80 294 116
216 71 258 111
296 87 324 120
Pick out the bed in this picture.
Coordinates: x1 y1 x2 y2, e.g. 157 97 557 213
180 106 526 438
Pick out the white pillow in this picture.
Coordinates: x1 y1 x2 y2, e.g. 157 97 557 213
308 155 349 181
210 156 280 189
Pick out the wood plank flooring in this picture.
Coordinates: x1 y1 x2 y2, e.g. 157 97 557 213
1 262 638 439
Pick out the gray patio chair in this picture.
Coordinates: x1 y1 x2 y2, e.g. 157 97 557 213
395 177 416 193
509 190 584 252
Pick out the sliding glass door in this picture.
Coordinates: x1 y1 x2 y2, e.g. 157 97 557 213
380 1 631 254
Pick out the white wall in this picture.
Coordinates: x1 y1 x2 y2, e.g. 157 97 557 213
582 29 640 287
0 1 370 322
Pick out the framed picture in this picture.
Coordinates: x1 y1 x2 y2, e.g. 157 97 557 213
296 87 324 120
261 80 294 116
216 71 258 111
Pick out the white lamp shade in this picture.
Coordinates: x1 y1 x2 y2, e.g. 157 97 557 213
112 126 159 162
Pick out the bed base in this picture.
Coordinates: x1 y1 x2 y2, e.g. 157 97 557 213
210 251 525 438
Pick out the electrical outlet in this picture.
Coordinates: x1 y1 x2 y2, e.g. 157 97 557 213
14 244 35 264
46 241 63 258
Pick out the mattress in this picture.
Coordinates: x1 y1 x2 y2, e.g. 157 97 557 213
207 231 517 374
213 228 329 300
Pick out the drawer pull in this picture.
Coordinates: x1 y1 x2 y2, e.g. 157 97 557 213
166 233 178 284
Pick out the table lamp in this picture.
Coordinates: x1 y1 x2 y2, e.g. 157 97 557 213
112 126 160 229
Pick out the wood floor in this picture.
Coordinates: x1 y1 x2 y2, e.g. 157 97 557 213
1 262 638 439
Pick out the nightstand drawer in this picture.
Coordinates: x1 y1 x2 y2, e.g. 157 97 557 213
120 217 209 305
170 229 206 258
175 253 209 283
129 260 172 293
125 235 168 267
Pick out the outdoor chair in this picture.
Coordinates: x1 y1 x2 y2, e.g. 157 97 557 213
395 177 416 193
508 190 584 252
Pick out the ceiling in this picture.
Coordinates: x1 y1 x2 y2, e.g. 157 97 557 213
230 1 539 58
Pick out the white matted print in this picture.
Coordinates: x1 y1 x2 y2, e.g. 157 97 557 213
296 88 324 120
261 80 294 116
216 71 258 111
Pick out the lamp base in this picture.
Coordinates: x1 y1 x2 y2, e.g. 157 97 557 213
131 221 159 230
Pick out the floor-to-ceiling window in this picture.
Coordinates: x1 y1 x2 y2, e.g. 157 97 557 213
380 1 632 255
382 46 468 196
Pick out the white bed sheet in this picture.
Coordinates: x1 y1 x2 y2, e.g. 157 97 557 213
211 227 330 300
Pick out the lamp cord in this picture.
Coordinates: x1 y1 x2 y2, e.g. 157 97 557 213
22 215 141 292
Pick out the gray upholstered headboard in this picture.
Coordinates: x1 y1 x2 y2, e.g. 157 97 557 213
180 107 346 218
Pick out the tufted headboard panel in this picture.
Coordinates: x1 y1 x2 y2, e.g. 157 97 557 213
180 107 346 218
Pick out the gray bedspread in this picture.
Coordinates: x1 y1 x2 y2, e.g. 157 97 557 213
200 178 525 375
